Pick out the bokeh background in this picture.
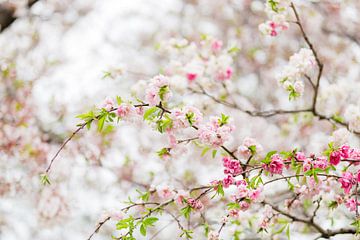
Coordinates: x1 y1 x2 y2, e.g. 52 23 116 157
0 0 359 239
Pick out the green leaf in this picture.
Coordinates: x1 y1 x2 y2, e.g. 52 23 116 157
227 202 240 210
286 224 290 239
218 113 230 126
40 173 51 185
228 46 240 54
274 224 287 235
116 96 122 105
97 114 106 132
351 219 360 235
201 147 210 157
181 206 192 219
262 151 277 164
140 224 146 236
332 114 345 124
158 85 169 101
143 217 158 226
143 107 158 120
216 183 224 197
328 201 338 210
248 145 257 155
212 149 217 158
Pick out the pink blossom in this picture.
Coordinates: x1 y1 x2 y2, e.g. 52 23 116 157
235 180 247 187
295 151 306 161
222 174 235 188
175 190 189 206
345 198 358 212
240 201 250 211
145 75 172 106
330 151 341 165
145 87 159 106
198 116 234 147
156 184 175 199
313 156 328 170
340 145 350 158
339 172 355 194
187 198 204 211
249 188 262 201
222 156 242 176
229 209 240 218
215 67 233 81
116 104 133 118
237 137 263 157
211 40 223 53
236 181 249 199
171 106 203 129
264 154 284 175
135 106 144 115
102 97 114 111
302 158 312 172
357 170 360 183
186 73 197 82
167 130 177 148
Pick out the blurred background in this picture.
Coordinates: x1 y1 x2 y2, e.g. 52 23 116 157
0 0 359 239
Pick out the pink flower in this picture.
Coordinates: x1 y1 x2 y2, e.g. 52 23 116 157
357 170 360 183
215 67 233 81
175 190 189 206
145 75 172 106
198 116 234 147
339 172 355 194
340 145 350 158
102 97 114 111
171 106 203 129
302 158 312 172
135 106 144 115
167 130 177 148
295 152 306 161
229 209 240 218
116 104 133 118
249 188 262 201
237 137 263 157
187 198 204 211
145 87 159 106
313 156 328 170
211 40 223 53
222 175 234 188
156 184 175 199
235 180 247 187
222 156 242 176
240 201 250 211
345 198 358 212
330 151 341 165
264 154 284 175
186 73 197 82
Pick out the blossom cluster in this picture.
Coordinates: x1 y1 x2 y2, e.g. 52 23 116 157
263 154 284 175
259 0 290 37
170 106 203 129
198 114 235 148
237 137 263 158
278 48 315 99
158 36 235 91
146 75 172 106
155 184 204 211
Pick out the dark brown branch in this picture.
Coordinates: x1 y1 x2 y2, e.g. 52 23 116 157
264 201 356 239
87 216 111 240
